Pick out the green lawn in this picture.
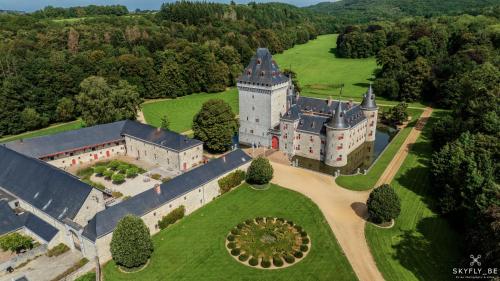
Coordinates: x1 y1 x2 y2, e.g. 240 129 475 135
335 108 423 191
365 111 462 280
103 184 357 281
0 119 84 143
141 88 238 133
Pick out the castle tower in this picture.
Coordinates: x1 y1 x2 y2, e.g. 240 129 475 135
237 48 290 147
360 84 378 142
324 101 349 167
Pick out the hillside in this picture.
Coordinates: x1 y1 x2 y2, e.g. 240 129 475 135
307 0 500 23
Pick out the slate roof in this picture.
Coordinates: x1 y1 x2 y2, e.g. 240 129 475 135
237 48 289 86
327 101 349 129
5 120 202 159
0 146 92 222
82 149 252 241
121 121 202 152
360 84 377 110
0 202 59 242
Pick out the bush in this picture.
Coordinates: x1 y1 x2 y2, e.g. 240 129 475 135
231 248 240 256
151 173 162 180
273 255 283 267
218 170 246 194
47 243 70 257
110 215 153 268
227 234 235 241
158 206 185 229
249 257 259 266
236 223 245 229
126 167 138 178
230 228 239 235
112 191 123 198
284 254 295 264
300 245 309 252
300 231 308 237
261 258 271 268
276 218 284 223
367 184 401 223
117 164 129 174
227 242 236 249
294 225 302 232
161 177 171 183
238 253 249 261
302 237 310 244
293 251 303 258
287 221 294 226
107 160 121 170
0 233 33 253
246 157 273 185
245 219 253 225
93 166 106 176
103 170 114 180
112 174 125 184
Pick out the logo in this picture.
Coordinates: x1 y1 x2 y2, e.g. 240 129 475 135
469 255 481 267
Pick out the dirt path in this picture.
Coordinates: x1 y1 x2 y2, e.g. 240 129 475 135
269 108 433 281
375 107 433 186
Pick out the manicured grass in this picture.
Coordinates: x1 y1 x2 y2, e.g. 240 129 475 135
141 88 238 133
103 184 357 281
0 119 84 143
365 111 462 281
335 108 423 191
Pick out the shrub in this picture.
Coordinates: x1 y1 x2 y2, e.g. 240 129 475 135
112 191 123 198
238 253 249 261
287 221 294 226
261 258 271 268
227 242 236 249
276 218 284 222
245 219 253 225
76 167 94 178
237 223 245 229
218 170 246 194
300 231 308 237
273 255 283 267
161 177 171 183
231 248 240 256
107 160 121 170
246 157 273 184
248 257 259 266
255 217 264 222
117 164 129 174
300 245 309 252
93 166 106 176
367 184 401 224
47 243 70 257
302 237 310 244
230 228 239 235
126 167 138 178
158 206 185 229
112 174 125 184
103 170 114 180
284 254 295 264
0 233 33 253
293 251 303 258
151 173 162 180
227 234 235 241
294 225 302 232
110 215 153 268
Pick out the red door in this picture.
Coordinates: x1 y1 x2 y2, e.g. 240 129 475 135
183 163 187 171
93 154 98 160
106 151 110 157
272 136 279 149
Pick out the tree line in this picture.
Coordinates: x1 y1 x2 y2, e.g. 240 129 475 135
0 2 334 136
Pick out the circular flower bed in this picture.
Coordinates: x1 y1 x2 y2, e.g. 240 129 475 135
225 217 311 269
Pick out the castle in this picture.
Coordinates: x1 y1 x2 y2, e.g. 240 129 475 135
238 48 378 167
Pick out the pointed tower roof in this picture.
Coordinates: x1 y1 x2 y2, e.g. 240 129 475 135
327 101 349 129
360 84 377 110
237 48 289 86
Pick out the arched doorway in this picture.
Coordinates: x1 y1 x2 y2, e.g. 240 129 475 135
271 136 279 149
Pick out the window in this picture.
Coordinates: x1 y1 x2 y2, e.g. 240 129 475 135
284 143 287 149
250 129 254 134
284 133 288 139
153 212 156 216
297 145 301 150
321 140 325 144
199 189 201 192
169 204 172 208
284 124 288 130
184 196 187 200
309 147 313 154
255 118 259 123
310 136 313 142
297 134 301 140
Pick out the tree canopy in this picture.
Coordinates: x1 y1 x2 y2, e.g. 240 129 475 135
366 184 401 224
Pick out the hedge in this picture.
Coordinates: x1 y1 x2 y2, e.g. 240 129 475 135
300 231 308 237
238 253 249 261
284 254 295 264
227 242 236 249
261 258 271 268
231 248 241 256
218 170 246 194
249 257 259 266
227 234 235 241
158 205 185 230
293 251 303 258
126 167 139 178
112 174 125 184
47 243 70 257
302 237 310 244
273 255 284 267
300 245 309 252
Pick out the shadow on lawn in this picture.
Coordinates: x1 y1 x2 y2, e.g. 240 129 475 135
392 217 462 281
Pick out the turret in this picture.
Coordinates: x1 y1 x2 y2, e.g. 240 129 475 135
324 101 349 167
360 84 378 142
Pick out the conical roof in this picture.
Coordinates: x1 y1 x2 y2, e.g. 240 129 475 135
237 48 289 86
360 84 377 110
327 101 349 129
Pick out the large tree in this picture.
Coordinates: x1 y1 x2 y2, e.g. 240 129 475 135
192 99 238 152
110 215 154 268
366 184 401 224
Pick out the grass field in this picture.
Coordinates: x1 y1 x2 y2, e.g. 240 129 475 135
365 111 462 280
0 120 83 143
335 108 423 191
103 184 357 281
141 88 238 133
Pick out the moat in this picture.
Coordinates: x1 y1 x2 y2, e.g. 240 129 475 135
291 124 397 175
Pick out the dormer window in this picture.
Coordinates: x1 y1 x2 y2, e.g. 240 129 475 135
260 71 265 77
246 69 252 76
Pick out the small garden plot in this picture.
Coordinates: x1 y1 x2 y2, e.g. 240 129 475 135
226 217 310 269
78 160 146 186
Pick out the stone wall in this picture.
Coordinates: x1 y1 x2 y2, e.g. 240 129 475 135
44 142 126 170
73 188 105 227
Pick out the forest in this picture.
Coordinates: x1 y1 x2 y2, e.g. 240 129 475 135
336 11 500 268
0 2 335 136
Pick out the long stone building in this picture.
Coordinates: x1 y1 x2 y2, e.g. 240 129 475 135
238 48 378 167
0 120 252 263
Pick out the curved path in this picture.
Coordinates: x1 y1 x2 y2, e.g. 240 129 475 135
270 107 433 281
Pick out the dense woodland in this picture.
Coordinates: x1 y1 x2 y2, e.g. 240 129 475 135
0 2 334 136
336 11 500 268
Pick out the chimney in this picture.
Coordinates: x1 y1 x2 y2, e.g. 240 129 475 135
154 184 161 195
